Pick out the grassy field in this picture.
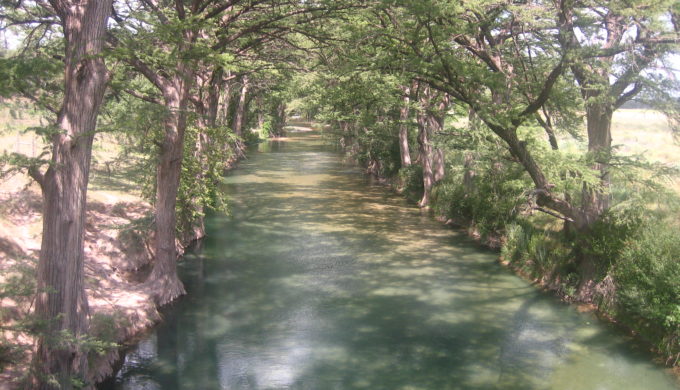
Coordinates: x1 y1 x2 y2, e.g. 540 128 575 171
611 109 679 164
1 103 146 202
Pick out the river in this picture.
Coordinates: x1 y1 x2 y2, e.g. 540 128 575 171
101 129 678 390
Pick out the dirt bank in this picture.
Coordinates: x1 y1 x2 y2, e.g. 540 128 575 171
0 174 167 389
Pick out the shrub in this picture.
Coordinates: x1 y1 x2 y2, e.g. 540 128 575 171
581 205 646 276
397 165 424 203
614 223 680 360
431 159 528 238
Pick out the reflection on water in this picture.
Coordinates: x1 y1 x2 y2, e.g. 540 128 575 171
102 131 677 390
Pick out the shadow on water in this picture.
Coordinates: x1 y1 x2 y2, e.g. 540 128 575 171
101 132 678 390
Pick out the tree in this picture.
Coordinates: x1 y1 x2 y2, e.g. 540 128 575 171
1 0 114 387
340 0 677 297
557 0 680 224
414 83 449 207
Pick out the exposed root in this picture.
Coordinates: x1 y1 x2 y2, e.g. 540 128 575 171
144 273 186 306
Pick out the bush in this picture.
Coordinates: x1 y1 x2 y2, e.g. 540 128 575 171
581 205 646 276
614 223 680 360
431 159 528 239
397 165 424 203
260 117 272 139
431 178 472 222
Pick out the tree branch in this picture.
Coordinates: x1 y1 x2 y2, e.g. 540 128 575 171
124 89 162 105
516 59 564 123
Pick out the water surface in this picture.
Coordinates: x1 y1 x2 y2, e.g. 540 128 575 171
104 131 678 390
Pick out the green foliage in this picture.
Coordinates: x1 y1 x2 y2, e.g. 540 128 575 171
176 123 233 234
242 128 261 145
581 205 646 274
431 156 530 238
88 313 125 354
614 221 680 359
0 256 36 370
397 165 423 203
98 93 165 202
260 116 273 139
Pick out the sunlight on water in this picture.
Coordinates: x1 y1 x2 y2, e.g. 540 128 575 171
102 131 678 390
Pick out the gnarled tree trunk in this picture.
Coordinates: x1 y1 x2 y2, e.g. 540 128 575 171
32 1 113 388
147 73 192 305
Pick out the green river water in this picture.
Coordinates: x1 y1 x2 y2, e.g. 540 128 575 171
102 130 678 390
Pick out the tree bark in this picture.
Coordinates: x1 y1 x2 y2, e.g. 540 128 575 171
580 102 613 228
32 1 113 388
206 69 222 128
570 101 614 300
146 74 192 305
217 79 231 127
232 76 249 137
417 88 448 207
398 88 412 168
256 95 265 130
463 152 476 195
186 69 222 241
274 102 287 136
433 148 445 183
417 109 433 208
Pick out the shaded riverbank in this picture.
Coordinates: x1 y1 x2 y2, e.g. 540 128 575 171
0 143 244 388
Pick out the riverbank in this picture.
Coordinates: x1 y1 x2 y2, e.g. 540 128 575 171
0 172 162 388
362 161 680 384
0 150 245 388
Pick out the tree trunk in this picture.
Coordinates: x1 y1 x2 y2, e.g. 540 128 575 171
428 107 446 184
417 89 448 207
398 90 412 168
463 152 476 195
572 101 614 299
417 110 433 208
187 69 221 241
581 102 613 227
433 148 445 183
190 122 208 242
217 80 231 127
32 1 112 388
274 102 287 136
146 77 191 305
256 95 265 130
232 76 249 137
206 69 222 128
